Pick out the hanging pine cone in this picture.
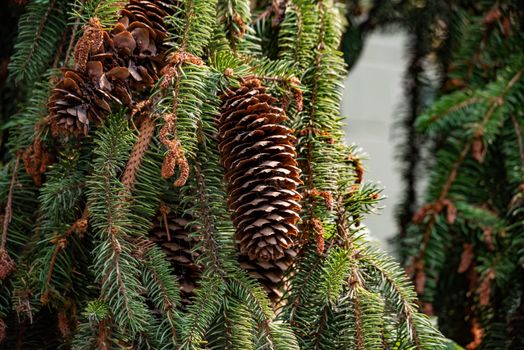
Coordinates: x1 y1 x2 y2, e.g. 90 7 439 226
149 207 202 306
47 0 175 137
218 78 302 299
47 68 117 137
102 0 175 91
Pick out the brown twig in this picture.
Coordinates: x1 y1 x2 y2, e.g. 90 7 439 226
159 202 171 241
1 155 20 251
97 319 110 350
64 19 81 68
63 0 85 67
354 287 364 350
52 27 70 68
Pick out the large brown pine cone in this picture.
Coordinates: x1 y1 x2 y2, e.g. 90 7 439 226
149 210 202 306
218 78 302 300
47 0 175 137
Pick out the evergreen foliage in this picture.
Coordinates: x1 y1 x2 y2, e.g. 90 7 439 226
8 0 68 88
0 0 445 348
341 3 524 346
380 1 524 348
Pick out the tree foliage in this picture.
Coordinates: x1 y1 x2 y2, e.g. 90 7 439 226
0 0 444 348
380 1 524 348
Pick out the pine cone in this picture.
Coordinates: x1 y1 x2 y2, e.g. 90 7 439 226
149 210 202 306
106 0 176 91
218 78 302 299
47 69 115 137
47 0 175 137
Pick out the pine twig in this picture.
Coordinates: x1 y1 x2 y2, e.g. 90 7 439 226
158 53 203 186
0 156 20 279
426 97 482 125
347 265 367 350
192 160 226 277
51 27 69 68
353 290 364 350
64 16 82 67
1 155 21 251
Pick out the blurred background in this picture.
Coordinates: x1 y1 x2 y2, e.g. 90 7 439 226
338 1 524 348
342 31 406 253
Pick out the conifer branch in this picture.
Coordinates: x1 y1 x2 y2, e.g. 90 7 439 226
287 252 324 322
70 0 124 29
192 159 227 276
139 241 181 347
9 0 67 85
412 68 524 284
353 285 364 350
0 0 451 347
424 96 483 126
63 18 81 67
18 0 58 75
312 305 329 350
41 209 88 304
87 116 151 335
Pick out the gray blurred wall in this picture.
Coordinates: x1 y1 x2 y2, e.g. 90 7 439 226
341 31 407 252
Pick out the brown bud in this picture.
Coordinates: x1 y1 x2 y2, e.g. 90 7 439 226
0 318 6 344
0 249 15 280
478 268 495 306
457 243 475 273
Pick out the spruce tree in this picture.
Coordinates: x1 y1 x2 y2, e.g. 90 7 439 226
341 3 524 346
396 2 524 348
0 0 445 348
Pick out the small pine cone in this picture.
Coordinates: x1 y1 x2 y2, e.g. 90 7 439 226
21 137 54 186
120 0 174 41
113 0 176 91
149 211 202 306
218 78 302 300
47 69 116 137
86 0 176 97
